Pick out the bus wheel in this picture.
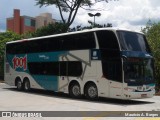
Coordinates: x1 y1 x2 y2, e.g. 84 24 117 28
16 79 23 91
69 83 81 98
23 79 30 92
85 83 98 100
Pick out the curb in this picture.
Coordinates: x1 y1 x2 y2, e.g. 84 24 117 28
0 80 4 83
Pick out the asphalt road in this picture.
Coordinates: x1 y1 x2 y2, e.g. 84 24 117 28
0 83 160 120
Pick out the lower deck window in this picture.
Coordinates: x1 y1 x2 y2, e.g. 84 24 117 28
28 61 82 77
102 60 122 82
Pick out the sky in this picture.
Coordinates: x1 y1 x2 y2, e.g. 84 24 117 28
0 0 160 32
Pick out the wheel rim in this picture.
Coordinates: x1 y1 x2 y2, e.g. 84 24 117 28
25 82 29 90
88 86 97 98
72 85 80 96
24 81 30 90
17 81 22 89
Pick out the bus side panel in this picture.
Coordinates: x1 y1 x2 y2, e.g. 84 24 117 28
58 50 111 98
31 75 58 91
57 50 90 93
5 63 16 86
5 51 67 91
109 81 123 99
4 63 43 90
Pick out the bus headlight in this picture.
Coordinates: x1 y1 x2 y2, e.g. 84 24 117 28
124 87 136 92
146 85 150 90
137 86 143 91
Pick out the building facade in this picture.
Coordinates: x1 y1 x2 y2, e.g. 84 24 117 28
7 9 55 34
36 13 55 29
7 9 35 34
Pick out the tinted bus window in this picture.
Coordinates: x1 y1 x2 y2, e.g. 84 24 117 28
67 61 83 76
96 30 122 82
102 61 122 82
28 61 82 77
117 31 151 52
28 62 59 75
59 61 83 76
96 30 119 50
96 30 120 60
6 32 96 54
6 38 61 54
56 32 96 51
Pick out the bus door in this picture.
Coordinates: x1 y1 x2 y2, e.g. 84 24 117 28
111 61 123 99
58 60 69 92
109 80 123 99
102 60 123 98
96 30 123 98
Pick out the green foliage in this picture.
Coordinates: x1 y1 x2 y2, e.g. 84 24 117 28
36 0 92 10
0 31 21 79
23 21 113 38
36 0 92 28
33 23 68 37
0 31 21 57
142 21 160 86
23 22 68 38
69 22 112 31
36 0 117 28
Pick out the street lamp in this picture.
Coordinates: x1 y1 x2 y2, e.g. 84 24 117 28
88 13 101 27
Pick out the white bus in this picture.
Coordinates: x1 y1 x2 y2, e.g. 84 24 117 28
4 28 155 100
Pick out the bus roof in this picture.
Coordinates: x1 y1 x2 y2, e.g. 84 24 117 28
6 27 143 44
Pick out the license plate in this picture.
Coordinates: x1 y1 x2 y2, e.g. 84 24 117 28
141 94 147 97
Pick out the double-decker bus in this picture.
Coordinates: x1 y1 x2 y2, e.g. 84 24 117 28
4 28 155 100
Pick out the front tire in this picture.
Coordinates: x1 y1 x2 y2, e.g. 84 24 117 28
69 83 81 98
85 83 98 100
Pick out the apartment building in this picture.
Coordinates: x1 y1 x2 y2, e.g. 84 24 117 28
7 9 55 34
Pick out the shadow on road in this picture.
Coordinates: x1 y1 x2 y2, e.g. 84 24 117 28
3 87 155 106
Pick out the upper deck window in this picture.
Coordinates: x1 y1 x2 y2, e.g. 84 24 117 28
6 32 96 54
117 31 151 52
96 30 119 50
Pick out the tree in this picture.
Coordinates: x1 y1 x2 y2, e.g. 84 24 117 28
142 21 160 88
69 21 112 31
23 21 112 38
23 22 68 38
36 0 117 29
0 31 21 79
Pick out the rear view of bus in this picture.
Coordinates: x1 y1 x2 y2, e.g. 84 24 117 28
118 30 155 99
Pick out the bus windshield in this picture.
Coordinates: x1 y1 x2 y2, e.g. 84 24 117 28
117 31 151 52
124 59 154 85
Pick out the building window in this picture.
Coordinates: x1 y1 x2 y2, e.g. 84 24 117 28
31 19 35 27
25 18 35 27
